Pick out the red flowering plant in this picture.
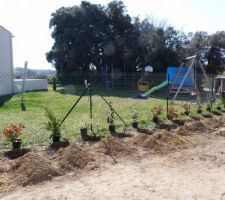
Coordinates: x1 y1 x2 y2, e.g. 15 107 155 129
182 102 191 115
3 123 25 141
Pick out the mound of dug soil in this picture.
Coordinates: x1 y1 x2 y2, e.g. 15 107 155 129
202 118 223 130
57 143 95 171
184 121 208 132
11 152 60 186
95 137 137 157
131 130 188 153
174 127 192 136
156 130 188 146
131 134 163 151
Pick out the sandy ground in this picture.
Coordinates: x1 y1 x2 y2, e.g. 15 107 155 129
2 132 225 200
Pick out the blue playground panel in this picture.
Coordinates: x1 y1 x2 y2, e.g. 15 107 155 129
167 66 193 87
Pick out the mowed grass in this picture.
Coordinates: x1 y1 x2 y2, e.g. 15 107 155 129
0 85 219 148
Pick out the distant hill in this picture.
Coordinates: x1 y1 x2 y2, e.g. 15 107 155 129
14 67 56 79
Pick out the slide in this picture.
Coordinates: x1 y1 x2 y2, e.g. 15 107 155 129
138 80 168 99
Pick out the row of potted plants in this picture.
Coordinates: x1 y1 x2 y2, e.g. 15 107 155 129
3 98 224 150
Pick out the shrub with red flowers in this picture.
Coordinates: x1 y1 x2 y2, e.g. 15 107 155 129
3 123 25 141
151 105 164 117
182 102 191 115
167 103 178 120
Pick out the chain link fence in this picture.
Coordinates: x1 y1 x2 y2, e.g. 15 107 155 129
0 72 220 148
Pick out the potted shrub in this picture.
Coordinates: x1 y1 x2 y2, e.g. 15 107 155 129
44 108 61 143
221 92 225 109
196 96 202 114
197 103 202 114
107 105 115 132
80 120 90 139
151 105 164 123
131 107 138 128
216 102 222 111
3 123 25 150
167 103 178 120
182 102 191 115
206 103 211 112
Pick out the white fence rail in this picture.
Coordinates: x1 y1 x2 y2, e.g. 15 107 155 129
13 79 48 94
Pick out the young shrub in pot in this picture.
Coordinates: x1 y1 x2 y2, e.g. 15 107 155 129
3 123 25 150
182 102 191 115
131 107 138 128
107 104 115 132
167 103 178 120
44 107 61 143
151 105 164 123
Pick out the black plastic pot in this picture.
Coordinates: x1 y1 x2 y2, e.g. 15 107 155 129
152 116 159 123
206 106 211 112
184 111 190 115
12 139 22 150
132 121 138 128
109 124 115 132
197 109 202 114
52 133 60 143
80 128 88 135
217 106 222 111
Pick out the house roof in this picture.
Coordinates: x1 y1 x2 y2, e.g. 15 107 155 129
0 25 13 36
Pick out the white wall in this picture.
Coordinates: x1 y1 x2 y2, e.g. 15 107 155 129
0 26 13 96
13 79 48 93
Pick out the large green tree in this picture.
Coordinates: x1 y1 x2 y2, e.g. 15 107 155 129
46 0 141 75
46 1 109 74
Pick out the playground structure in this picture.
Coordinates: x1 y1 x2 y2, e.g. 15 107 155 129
138 55 211 100
214 76 225 94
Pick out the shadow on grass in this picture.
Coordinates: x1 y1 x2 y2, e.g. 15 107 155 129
0 95 13 107
54 84 212 103
55 84 140 98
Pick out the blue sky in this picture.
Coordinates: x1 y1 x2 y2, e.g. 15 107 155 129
0 0 225 69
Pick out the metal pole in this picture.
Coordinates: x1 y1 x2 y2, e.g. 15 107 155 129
58 85 89 128
167 74 170 117
89 83 93 131
211 75 215 108
124 63 126 89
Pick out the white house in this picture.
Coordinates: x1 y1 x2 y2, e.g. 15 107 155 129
0 25 14 96
0 25 48 96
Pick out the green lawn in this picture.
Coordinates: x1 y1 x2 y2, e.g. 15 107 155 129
0 85 221 148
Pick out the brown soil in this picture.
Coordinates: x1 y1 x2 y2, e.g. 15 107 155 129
131 130 188 153
2 115 225 199
202 118 223 129
10 152 60 187
4 148 31 159
131 133 163 151
184 120 208 132
174 126 192 136
95 137 137 157
56 143 96 171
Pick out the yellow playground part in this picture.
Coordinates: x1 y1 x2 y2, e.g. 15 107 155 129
138 74 150 91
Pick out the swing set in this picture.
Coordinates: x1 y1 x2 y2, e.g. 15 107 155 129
169 55 211 101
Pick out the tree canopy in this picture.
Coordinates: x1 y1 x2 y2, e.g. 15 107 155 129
47 0 225 75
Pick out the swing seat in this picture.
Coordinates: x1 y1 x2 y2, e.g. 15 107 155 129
191 90 197 96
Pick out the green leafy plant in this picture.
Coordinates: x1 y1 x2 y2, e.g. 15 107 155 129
221 92 225 108
131 107 138 122
107 103 115 125
206 98 211 112
44 107 61 135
